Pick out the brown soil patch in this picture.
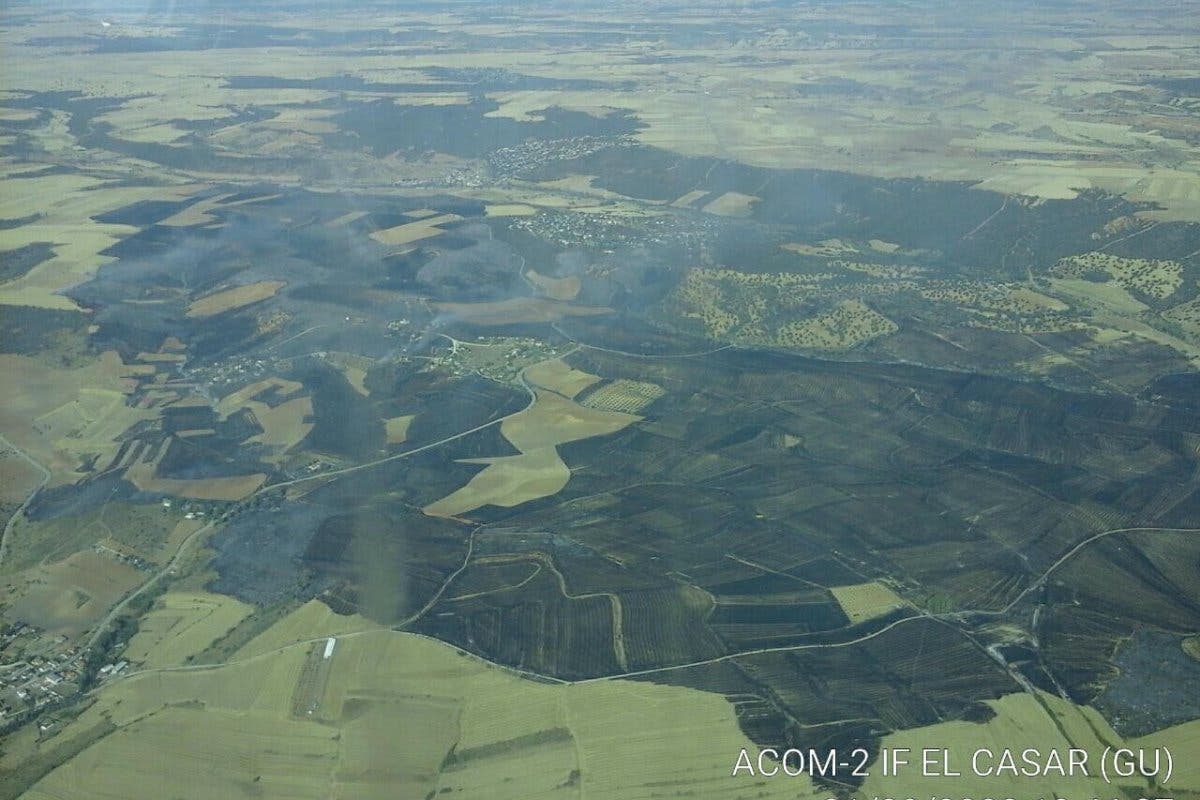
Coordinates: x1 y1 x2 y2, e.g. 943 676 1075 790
525 269 581 301
3 551 142 637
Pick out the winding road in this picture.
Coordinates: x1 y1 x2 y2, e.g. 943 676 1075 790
0 433 51 571
95 523 1200 694
83 376 539 655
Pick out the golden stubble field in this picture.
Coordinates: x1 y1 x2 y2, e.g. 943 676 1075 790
0 172 199 311
185 280 287 318
17 597 1199 800
216 377 313 461
425 381 640 518
0 351 153 485
123 446 266 501
1 6 1198 797
123 591 254 669
829 580 910 624
3 5 1198 218
859 692 1194 800
20 615 817 800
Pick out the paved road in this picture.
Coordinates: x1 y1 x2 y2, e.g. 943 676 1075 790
98 524 1200 694
0 434 51 571
83 369 539 655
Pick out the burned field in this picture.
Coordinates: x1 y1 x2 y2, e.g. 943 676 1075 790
403 345 1200 768
522 145 1200 389
4 20 1200 790
5 166 1198 767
